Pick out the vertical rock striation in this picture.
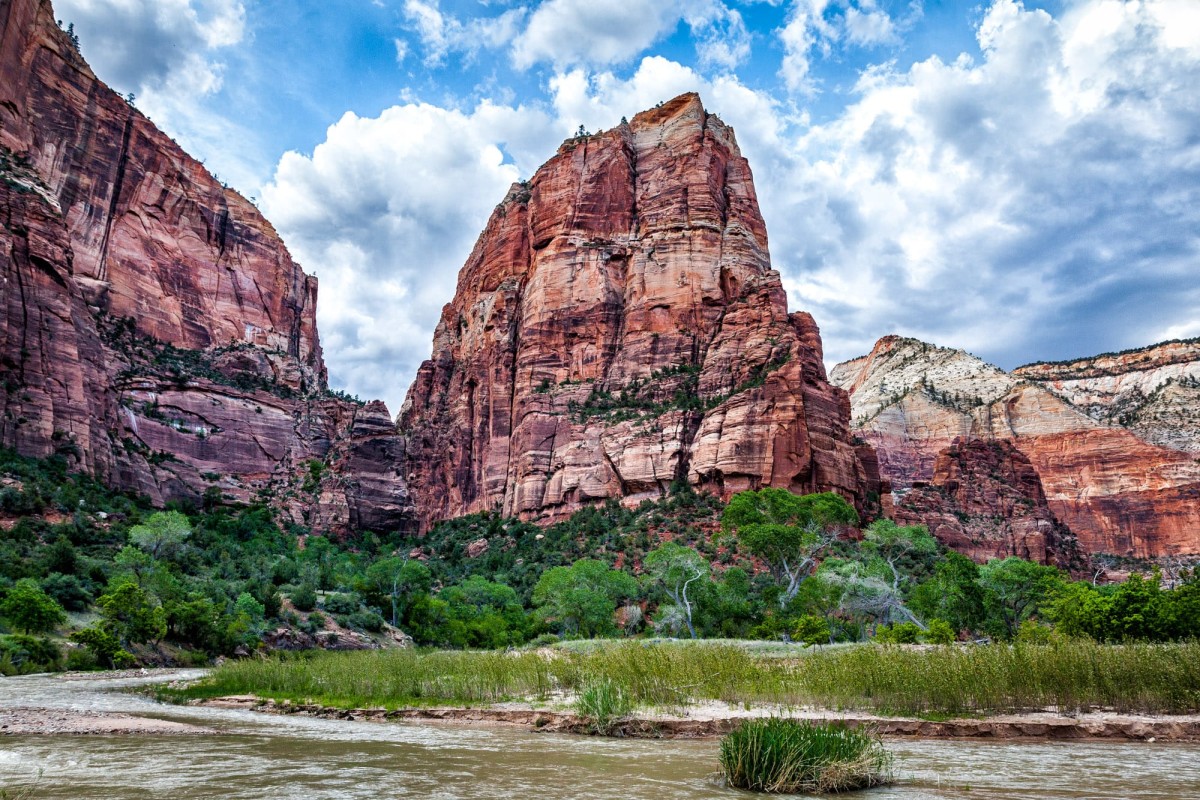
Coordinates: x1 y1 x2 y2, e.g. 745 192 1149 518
401 94 876 526
892 438 1083 567
0 0 412 533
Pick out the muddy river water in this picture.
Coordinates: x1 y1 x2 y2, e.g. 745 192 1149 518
1 671 1198 799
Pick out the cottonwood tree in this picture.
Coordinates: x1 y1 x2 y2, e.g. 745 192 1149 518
910 550 985 633
978 557 1062 639
722 489 858 608
128 511 191 560
92 579 166 647
644 542 709 638
532 559 637 638
821 520 937 631
0 578 66 634
362 558 431 627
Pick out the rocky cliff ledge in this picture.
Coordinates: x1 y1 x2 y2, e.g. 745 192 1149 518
1013 339 1200 455
401 94 878 525
0 0 411 532
832 336 1200 559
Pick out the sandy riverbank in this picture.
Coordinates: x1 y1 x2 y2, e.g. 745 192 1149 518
0 706 215 736
198 695 1200 742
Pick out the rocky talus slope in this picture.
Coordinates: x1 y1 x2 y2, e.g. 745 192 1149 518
0 0 410 532
832 336 1200 559
401 94 878 526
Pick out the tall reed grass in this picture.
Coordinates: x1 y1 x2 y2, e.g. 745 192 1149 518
178 639 1200 717
719 719 893 793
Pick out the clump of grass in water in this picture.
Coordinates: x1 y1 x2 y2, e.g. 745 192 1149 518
719 719 893 794
575 677 634 734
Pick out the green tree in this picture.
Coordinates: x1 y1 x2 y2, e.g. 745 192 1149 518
821 521 936 631
532 559 638 637
643 542 709 638
361 558 431 627
96 579 166 646
0 578 66 634
71 625 135 669
40 572 91 611
128 510 191 560
166 595 222 650
112 545 159 588
440 576 527 648
703 567 758 638
910 551 985 633
978 557 1062 639
722 489 858 608
1046 580 1111 640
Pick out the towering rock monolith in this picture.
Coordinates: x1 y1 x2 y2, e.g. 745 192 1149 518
401 94 877 526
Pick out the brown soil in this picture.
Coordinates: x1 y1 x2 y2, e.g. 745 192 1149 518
199 696 1200 742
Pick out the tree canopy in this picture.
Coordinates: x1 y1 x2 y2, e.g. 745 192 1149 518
532 559 638 637
723 489 858 607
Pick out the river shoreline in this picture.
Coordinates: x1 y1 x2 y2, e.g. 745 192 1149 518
195 694 1200 742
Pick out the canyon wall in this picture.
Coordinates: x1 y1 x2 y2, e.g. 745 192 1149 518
0 0 411 532
401 94 878 526
832 336 1200 559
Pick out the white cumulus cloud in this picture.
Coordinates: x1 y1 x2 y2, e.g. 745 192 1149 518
260 101 558 410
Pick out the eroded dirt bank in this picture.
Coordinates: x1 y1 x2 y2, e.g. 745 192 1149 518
199 695 1200 742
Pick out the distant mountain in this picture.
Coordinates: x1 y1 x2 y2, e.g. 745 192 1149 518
832 336 1200 559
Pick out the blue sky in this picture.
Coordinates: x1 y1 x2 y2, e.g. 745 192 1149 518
57 0 1200 411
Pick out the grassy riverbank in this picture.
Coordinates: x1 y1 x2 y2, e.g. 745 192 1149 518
169 639 1200 717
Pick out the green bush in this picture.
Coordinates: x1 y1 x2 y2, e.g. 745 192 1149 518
719 718 893 793
290 583 317 612
322 592 360 615
346 610 385 633
0 635 62 673
64 645 99 671
874 622 922 644
923 619 956 645
40 572 91 611
792 615 831 646
70 626 135 669
0 579 67 634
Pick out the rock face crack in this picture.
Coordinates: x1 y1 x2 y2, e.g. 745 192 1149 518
95 112 133 283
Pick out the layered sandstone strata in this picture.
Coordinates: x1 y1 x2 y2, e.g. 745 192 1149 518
0 0 411 532
401 94 876 525
833 336 1200 557
1014 339 1200 455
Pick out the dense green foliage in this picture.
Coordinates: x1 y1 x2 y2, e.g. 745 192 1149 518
719 719 893 793
1 446 1196 673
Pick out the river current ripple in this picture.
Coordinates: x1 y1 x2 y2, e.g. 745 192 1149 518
0 671 1197 799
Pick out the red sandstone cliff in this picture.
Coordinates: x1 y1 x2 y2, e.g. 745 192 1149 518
892 438 1083 567
832 336 1200 558
0 0 411 531
400 94 877 526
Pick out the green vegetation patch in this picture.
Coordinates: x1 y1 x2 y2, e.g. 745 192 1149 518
172 638 1200 718
719 718 894 794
